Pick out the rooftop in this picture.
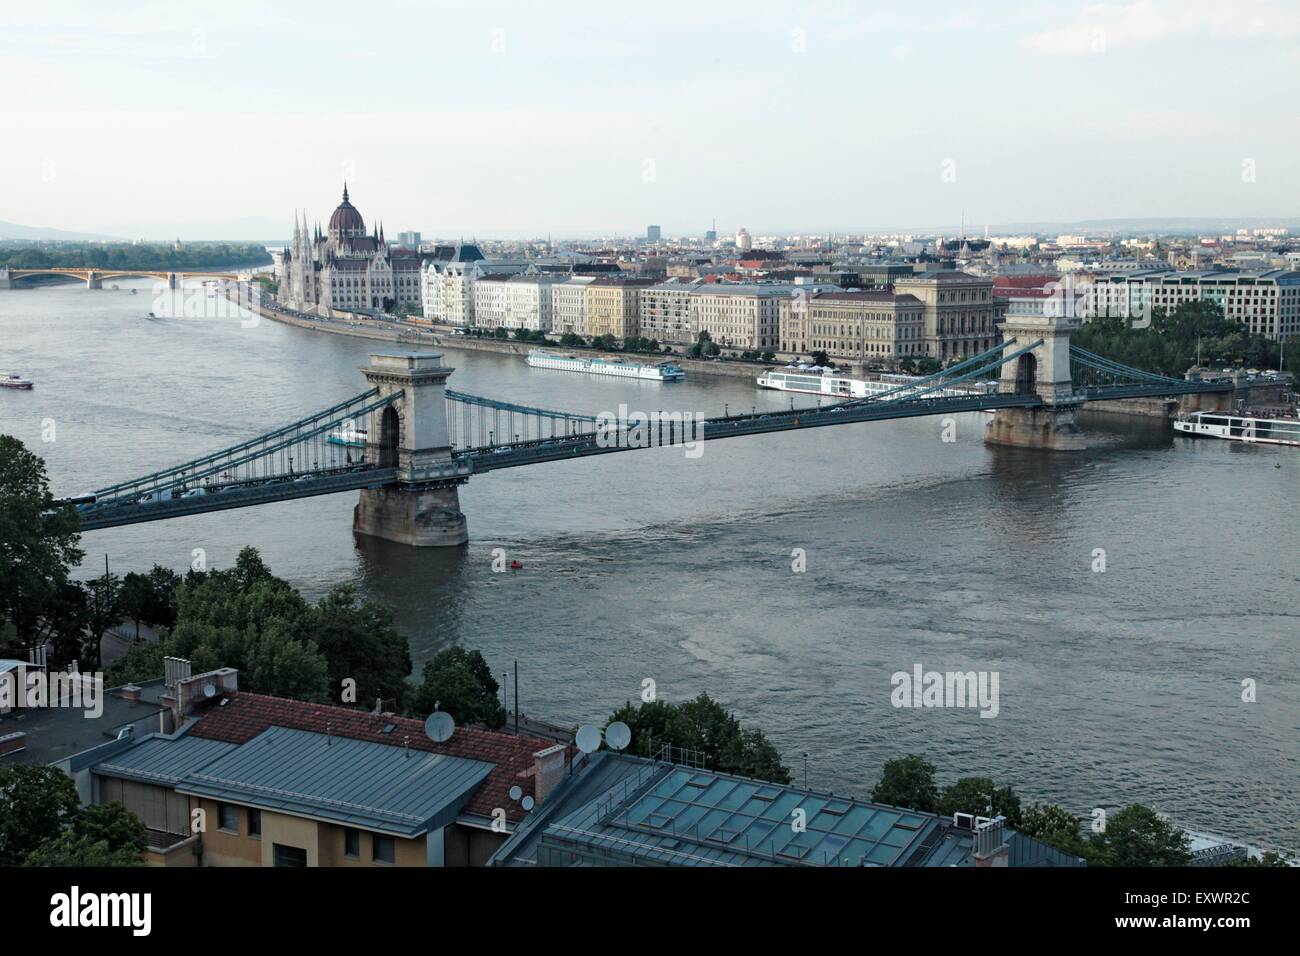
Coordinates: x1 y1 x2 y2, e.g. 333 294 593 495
176 726 495 837
490 752 1086 868
184 691 556 822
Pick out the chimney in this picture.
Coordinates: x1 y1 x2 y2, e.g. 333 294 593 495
530 744 568 803
972 816 1009 868
120 684 142 702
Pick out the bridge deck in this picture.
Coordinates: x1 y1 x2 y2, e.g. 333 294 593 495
77 466 398 531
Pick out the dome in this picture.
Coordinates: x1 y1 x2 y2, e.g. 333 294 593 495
328 183 365 238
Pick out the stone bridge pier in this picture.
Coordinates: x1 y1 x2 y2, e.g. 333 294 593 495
352 353 471 547
86 271 102 289
984 311 1087 451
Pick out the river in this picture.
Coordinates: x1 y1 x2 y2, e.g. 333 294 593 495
2 278 1296 853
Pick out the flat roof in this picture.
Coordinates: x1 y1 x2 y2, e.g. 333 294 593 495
175 726 495 837
92 734 237 786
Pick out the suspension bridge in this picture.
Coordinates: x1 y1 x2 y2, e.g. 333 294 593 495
61 312 1233 545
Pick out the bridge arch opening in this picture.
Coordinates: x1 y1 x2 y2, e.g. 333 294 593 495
378 405 400 468
1014 353 1037 395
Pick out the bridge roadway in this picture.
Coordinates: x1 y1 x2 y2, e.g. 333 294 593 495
70 377 1233 531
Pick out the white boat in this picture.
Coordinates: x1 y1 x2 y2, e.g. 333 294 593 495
756 368 995 401
1173 410 1300 446
526 349 684 382
327 424 368 447
1 374 34 390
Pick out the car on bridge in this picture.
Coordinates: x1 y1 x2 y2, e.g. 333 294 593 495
136 489 174 505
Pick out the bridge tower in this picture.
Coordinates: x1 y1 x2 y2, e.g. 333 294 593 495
352 353 471 547
984 310 1086 451
86 271 102 289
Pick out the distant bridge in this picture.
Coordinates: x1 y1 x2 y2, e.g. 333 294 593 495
0 267 244 289
61 310 1234 545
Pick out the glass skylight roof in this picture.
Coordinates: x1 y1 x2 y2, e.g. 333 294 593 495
612 767 936 867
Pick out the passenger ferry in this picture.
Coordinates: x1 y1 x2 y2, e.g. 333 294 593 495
1 374 34 390
326 424 368 447
756 368 995 401
526 349 685 382
1173 411 1300 447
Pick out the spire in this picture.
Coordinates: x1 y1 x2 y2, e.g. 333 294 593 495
343 181 350 203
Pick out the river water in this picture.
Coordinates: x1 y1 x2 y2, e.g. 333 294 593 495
2 279 1296 853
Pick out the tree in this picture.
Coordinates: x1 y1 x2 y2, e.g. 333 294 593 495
0 765 80 865
871 755 938 812
687 331 719 359
1090 805 1191 867
414 647 505 729
810 350 829 367
0 437 84 653
1017 803 1090 859
84 569 124 669
938 776 1023 829
607 693 791 784
1227 850 1291 867
24 831 144 867
71 802 146 855
104 641 167 686
312 584 414 711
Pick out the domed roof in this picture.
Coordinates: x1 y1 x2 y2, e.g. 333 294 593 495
328 183 365 236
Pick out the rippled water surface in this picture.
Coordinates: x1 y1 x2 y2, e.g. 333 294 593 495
2 280 1296 851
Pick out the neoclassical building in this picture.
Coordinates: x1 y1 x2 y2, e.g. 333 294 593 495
281 185 421 314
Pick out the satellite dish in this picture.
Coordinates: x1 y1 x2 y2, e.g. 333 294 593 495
509 785 522 801
424 711 455 743
202 682 217 699
575 725 602 754
521 795 535 812
604 721 632 751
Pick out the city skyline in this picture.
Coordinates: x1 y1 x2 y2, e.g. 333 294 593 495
4 0 1300 239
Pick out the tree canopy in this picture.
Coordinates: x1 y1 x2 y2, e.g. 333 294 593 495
607 693 791 784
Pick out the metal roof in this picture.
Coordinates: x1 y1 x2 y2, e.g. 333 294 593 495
173 726 495 837
92 735 237 786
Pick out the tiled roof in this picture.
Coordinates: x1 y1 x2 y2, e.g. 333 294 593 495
187 692 558 822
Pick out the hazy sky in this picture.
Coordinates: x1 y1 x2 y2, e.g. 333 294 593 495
3 0 1299 239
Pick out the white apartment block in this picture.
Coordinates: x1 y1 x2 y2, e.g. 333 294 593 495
420 258 529 325
690 284 791 350
551 276 597 335
472 273 562 332
1085 269 1300 341
638 280 701 343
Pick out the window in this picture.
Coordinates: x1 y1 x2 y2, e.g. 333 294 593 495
273 843 308 867
372 835 395 865
248 809 261 838
218 803 239 833
344 828 361 859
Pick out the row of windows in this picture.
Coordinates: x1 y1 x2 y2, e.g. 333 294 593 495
216 802 395 865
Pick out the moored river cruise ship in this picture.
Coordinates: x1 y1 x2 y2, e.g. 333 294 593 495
526 349 685 381
756 368 996 400
1173 411 1300 446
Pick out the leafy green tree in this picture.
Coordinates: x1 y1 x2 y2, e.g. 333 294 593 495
104 641 167 686
312 584 414 711
1227 850 1291 867
84 569 124 669
0 437 84 653
870 754 939 812
1018 802 1092 859
24 832 144 867
119 565 181 640
559 332 586 347
0 765 81 865
71 802 146 855
414 647 505 729
608 693 791 784
810 350 829 366
938 777 1023 828
1090 804 1192 867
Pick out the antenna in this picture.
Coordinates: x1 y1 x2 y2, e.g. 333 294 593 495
604 721 632 751
424 710 455 744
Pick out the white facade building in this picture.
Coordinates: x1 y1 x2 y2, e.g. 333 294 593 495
551 276 598 335
472 273 562 332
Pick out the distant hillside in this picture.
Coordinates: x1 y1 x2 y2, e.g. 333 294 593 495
0 240 272 271
0 220 121 241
